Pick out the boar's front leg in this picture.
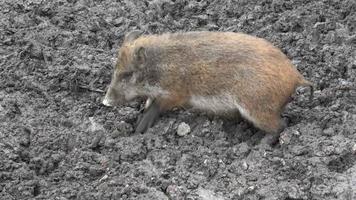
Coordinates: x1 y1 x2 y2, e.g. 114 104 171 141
135 99 161 133
135 94 188 133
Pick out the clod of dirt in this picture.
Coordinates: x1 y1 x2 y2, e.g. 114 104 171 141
177 122 191 136
89 130 104 150
89 117 104 131
115 120 133 136
166 185 186 199
19 127 31 147
322 127 335 136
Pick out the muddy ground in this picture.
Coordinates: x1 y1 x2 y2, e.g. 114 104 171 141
1 0 356 199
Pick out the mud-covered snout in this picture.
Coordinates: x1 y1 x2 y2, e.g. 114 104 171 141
102 84 126 107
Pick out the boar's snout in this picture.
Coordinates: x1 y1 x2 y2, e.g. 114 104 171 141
102 85 125 107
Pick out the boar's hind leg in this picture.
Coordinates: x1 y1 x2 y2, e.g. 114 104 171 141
256 114 286 146
135 99 161 133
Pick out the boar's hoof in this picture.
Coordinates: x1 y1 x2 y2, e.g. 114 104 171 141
260 133 280 146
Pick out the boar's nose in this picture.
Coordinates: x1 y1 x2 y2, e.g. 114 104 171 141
102 88 115 106
102 84 127 106
102 97 112 107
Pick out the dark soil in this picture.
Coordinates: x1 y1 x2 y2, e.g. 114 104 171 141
1 0 355 199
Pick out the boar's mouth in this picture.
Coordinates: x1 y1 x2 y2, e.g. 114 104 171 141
102 83 141 107
102 85 126 107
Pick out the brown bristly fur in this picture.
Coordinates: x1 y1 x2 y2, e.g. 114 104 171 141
105 31 313 134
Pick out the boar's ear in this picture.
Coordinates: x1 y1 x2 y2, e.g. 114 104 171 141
124 30 143 43
134 46 146 66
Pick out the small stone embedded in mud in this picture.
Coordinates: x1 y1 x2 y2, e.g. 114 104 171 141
88 166 106 177
292 130 300 136
242 160 249 170
291 145 309 156
239 142 250 154
247 185 256 192
105 138 116 147
87 54 94 60
166 185 185 199
279 132 291 145
111 130 121 139
177 122 191 136
229 142 250 159
89 117 104 132
61 120 74 128
51 153 64 163
19 127 31 147
89 131 104 149
187 174 206 189
279 129 302 145
99 174 109 182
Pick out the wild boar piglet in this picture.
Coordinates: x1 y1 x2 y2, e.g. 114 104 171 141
103 31 313 135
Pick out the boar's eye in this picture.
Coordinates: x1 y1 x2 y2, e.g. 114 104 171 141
118 71 133 81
